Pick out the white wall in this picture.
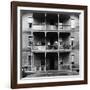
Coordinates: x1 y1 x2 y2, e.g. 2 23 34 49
0 0 89 90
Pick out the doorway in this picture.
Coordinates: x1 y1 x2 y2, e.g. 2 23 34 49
46 53 58 70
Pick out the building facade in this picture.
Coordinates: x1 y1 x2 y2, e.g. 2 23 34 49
21 10 79 77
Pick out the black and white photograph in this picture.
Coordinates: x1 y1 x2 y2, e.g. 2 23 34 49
20 9 80 79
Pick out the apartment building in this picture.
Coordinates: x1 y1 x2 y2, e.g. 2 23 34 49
21 10 79 77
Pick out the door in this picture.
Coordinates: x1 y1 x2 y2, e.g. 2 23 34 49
46 53 58 70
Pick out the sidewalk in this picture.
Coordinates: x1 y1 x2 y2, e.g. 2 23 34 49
25 70 79 78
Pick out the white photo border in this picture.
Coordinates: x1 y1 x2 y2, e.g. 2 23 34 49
17 6 84 84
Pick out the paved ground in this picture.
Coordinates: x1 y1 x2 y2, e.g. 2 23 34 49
24 70 79 78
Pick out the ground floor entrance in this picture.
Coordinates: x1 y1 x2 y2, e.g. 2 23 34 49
46 53 58 70
33 52 58 71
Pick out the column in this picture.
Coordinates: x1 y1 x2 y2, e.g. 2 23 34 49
45 13 47 72
58 14 59 71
